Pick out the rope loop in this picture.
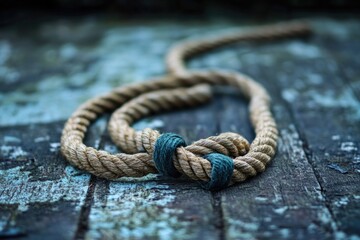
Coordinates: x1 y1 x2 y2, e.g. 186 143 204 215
60 21 311 189
61 71 277 188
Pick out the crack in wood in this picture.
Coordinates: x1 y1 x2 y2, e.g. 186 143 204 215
285 102 339 235
74 176 96 240
211 192 225 240
74 119 110 240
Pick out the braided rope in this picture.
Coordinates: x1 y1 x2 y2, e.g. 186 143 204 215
60 21 311 188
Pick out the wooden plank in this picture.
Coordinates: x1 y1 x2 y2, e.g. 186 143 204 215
185 32 334 239
326 21 360 236
280 21 360 237
203 19 360 239
0 122 90 239
216 95 333 239
0 113 106 239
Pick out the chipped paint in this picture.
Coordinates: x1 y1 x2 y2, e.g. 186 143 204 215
334 231 360 240
334 196 349 207
332 135 340 140
0 145 29 159
353 155 360 164
272 187 283 204
117 174 159 182
279 228 291 238
281 88 298 102
328 163 348 174
340 142 358 152
227 219 259 239
286 42 322 58
50 142 61 152
281 87 360 120
254 196 268 202
3 136 21 143
280 124 308 163
34 136 50 143
59 43 78 60
273 206 288 215
86 182 193 240
304 186 325 201
317 208 336 230
0 166 90 214
306 89 360 117
133 119 164 131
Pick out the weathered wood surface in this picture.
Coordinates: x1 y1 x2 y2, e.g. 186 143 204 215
0 17 359 239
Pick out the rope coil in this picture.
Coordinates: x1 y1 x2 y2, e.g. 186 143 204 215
60 21 311 190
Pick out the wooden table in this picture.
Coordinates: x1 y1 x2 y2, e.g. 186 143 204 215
0 15 359 239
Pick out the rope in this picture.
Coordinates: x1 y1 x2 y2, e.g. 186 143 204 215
60 21 311 189
166 21 311 75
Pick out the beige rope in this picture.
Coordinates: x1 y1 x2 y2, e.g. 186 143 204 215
61 70 276 182
60 21 311 186
166 21 311 75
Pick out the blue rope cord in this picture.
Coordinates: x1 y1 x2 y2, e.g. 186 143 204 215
202 153 234 191
153 133 186 177
153 133 234 190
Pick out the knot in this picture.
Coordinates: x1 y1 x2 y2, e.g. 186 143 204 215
202 153 234 191
153 133 186 177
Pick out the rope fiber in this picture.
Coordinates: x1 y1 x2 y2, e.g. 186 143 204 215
60 21 312 190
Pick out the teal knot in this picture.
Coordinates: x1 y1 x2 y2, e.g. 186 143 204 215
153 133 186 177
202 153 234 191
